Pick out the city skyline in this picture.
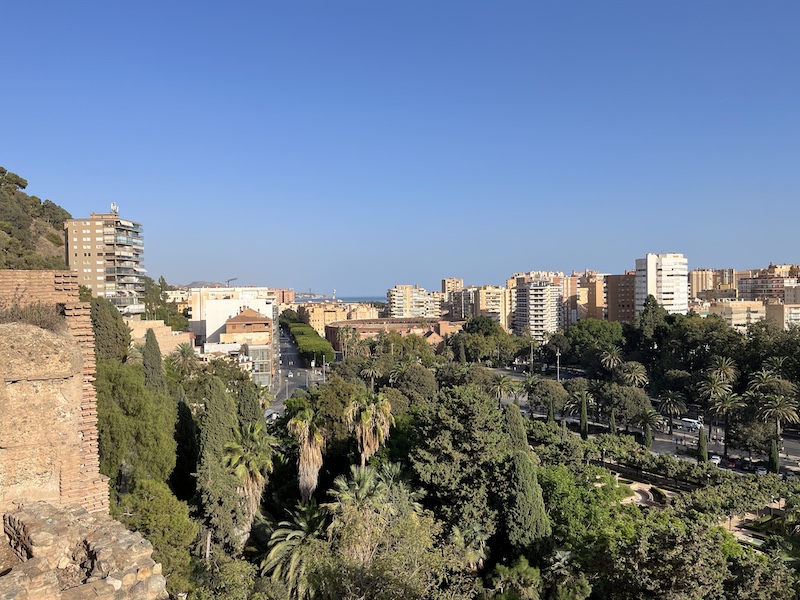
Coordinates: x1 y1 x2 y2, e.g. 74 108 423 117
4 2 799 296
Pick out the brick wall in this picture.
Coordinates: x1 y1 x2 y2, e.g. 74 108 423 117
0 270 108 514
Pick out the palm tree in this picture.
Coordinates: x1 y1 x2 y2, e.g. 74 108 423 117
224 421 278 534
620 361 648 388
452 521 491 574
749 368 781 394
600 346 623 375
490 374 515 408
634 408 663 449
171 342 199 378
707 355 739 385
764 356 791 379
388 360 409 386
757 394 800 444
376 462 424 516
509 380 523 407
709 391 745 457
657 390 686 435
287 408 326 502
345 392 394 467
359 358 382 392
697 373 732 407
323 465 391 565
261 501 328 599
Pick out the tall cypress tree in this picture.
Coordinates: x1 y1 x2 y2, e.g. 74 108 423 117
769 439 780 474
505 404 528 453
143 328 168 394
237 381 262 430
171 385 199 500
609 408 617 435
90 296 130 362
505 451 551 555
196 378 247 555
580 395 589 441
697 426 708 463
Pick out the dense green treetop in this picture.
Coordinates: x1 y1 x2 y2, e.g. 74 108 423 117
0 166 70 269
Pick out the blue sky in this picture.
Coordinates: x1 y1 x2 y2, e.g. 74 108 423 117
3 2 798 296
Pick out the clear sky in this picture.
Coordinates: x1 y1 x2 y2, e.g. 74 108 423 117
3 2 798 296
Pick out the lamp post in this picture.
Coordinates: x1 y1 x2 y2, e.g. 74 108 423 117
555 347 561 382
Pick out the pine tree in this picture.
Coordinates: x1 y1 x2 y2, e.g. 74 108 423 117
143 328 168 394
697 426 708 463
505 451 551 554
196 378 247 555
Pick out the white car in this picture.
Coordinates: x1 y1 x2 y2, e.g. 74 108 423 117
755 466 768 476
710 455 721 466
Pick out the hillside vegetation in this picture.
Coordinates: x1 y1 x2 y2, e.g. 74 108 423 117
0 166 71 269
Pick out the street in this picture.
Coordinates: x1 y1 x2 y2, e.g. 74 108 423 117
267 330 326 417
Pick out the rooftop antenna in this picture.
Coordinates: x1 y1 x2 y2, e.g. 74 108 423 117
225 277 238 286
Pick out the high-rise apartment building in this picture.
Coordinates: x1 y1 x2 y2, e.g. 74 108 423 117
450 285 512 330
441 278 464 295
634 253 689 315
605 272 636 323
64 204 145 315
386 285 441 319
513 281 561 341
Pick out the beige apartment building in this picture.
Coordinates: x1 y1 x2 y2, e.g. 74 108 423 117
450 285 512 331
766 303 800 330
64 205 145 315
386 285 442 319
297 302 379 336
707 299 766 333
578 270 606 321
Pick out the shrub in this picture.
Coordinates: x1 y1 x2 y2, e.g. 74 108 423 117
0 302 66 333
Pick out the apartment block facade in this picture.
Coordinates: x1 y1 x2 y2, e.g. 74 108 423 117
64 205 145 314
707 300 766 333
605 272 636 323
513 280 561 341
634 253 689 315
386 285 442 318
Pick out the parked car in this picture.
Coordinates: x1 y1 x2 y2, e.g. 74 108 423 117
710 455 721 466
783 470 797 481
755 466 768 476
721 458 736 468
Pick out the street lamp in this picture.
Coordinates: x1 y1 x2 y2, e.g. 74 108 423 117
555 347 561 382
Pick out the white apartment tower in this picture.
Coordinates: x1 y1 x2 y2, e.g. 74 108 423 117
386 285 441 318
64 204 145 315
635 253 689 315
514 281 562 341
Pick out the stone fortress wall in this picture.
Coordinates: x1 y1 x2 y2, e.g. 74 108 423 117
0 270 167 599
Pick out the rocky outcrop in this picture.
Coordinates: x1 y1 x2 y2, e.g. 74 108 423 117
1 501 168 599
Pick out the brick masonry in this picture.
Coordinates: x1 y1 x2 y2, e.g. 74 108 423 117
0 270 108 514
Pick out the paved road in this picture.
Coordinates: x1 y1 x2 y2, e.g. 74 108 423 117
267 331 326 417
490 366 800 472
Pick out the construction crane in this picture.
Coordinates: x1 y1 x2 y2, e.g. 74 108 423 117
225 277 238 286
